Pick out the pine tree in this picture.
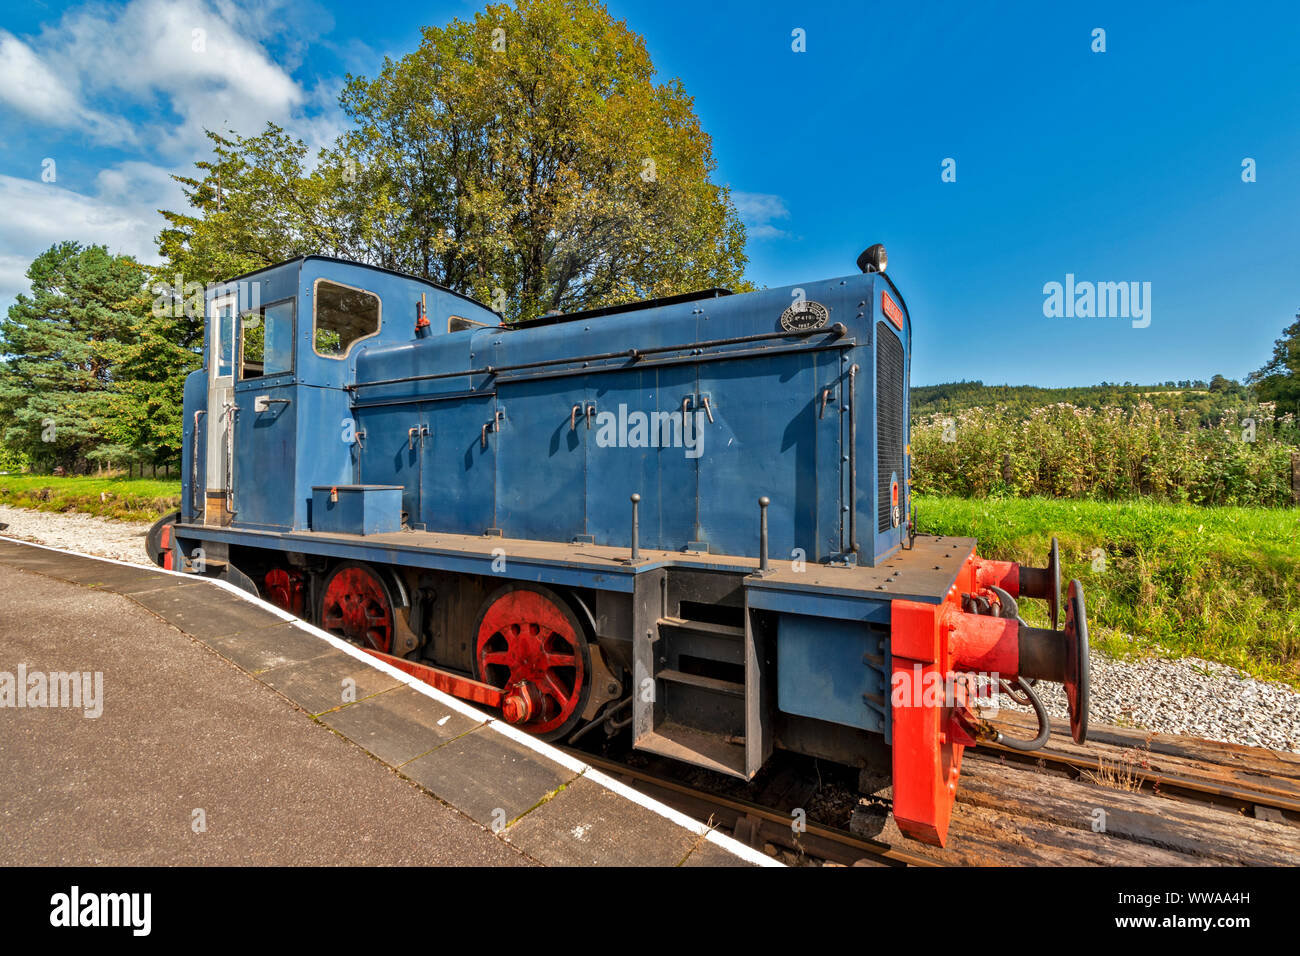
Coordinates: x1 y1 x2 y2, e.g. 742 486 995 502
0 242 197 473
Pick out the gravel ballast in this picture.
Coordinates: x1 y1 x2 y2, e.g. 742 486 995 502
985 653 1300 753
0 504 154 566
3 504 1297 753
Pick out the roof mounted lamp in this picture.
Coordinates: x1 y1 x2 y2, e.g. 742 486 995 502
856 243 887 274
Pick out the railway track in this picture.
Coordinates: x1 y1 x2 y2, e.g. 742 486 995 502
565 714 1300 866
566 748 944 867
976 741 1300 818
980 713 1300 821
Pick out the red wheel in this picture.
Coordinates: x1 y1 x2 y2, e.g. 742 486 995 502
474 584 591 739
318 562 396 654
263 567 306 617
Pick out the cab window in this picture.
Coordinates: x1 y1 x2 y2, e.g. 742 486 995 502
314 280 380 357
449 314 491 333
213 298 236 380
241 300 294 379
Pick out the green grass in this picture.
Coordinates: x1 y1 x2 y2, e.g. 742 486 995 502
918 495 1300 684
0 475 181 522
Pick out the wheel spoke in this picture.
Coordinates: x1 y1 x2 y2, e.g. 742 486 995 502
542 671 571 705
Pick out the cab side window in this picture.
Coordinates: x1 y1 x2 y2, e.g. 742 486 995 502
449 314 491 332
240 300 294 379
314 280 380 357
214 299 236 379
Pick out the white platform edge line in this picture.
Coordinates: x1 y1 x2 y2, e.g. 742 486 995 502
0 534 782 868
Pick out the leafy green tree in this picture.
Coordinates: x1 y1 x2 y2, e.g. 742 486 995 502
100 298 202 470
1250 311 1300 414
157 125 356 290
0 440 28 473
159 0 751 322
1208 373 1242 395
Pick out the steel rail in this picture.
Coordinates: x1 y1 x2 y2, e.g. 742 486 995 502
973 739 1300 816
568 749 944 867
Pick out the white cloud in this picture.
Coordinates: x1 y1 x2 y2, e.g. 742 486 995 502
0 0 344 310
1 0 343 162
732 191 791 240
0 168 184 303
35 0 310 157
0 31 137 145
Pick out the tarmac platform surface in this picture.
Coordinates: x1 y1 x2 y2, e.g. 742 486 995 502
0 536 771 867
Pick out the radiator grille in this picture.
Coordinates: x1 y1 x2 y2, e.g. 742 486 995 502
876 322 905 533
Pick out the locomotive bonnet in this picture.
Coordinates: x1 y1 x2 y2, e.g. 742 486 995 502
154 247 1091 846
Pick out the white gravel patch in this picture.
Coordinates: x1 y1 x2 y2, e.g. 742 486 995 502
0 504 154 566
983 648 1300 754
3 504 1298 754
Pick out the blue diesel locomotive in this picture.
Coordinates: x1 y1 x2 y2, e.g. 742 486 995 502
149 247 1090 845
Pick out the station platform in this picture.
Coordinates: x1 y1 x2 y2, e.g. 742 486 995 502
0 536 774 867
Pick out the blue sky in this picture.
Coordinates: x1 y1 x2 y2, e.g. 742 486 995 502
1 0 1297 386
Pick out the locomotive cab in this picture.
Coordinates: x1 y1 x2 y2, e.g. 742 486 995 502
184 257 501 532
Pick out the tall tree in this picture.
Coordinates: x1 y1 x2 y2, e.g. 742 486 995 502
0 242 195 472
158 0 751 322
156 125 355 290
1249 311 1300 414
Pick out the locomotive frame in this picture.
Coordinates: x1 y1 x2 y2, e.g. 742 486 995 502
151 250 1090 846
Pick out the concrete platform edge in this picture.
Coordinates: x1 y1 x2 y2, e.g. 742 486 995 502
0 534 780 868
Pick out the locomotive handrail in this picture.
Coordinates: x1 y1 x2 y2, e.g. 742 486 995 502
848 363 859 554
493 339 853 388
190 409 205 519
348 323 848 391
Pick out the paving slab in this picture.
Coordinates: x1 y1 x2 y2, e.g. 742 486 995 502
402 724 578 829
502 776 703 866
0 563 530 866
23 560 172 591
105 575 201 597
130 583 284 643
203 619 335 674
0 547 105 577
320 685 484 767
0 540 768 866
259 647 405 715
